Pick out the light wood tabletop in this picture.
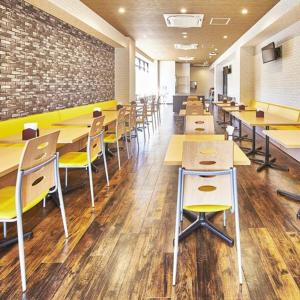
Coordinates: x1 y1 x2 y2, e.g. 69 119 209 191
230 111 300 127
0 127 90 145
164 134 251 166
53 110 126 127
262 130 300 149
0 146 23 177
215 102 238 107
222 106 256 112
179 109 211 117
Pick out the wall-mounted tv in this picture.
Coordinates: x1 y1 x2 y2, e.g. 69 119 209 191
261 42 281 63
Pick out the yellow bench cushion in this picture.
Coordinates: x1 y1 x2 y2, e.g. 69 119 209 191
59 152 97 167
0 186 48 219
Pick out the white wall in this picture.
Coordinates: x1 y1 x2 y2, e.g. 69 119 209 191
115 38 136 104
254 22 300 108
190 67 213 97
240 47 255 105
175 63 190 94
159 61 175 103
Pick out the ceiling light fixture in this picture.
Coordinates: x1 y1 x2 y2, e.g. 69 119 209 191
223 35 228 39
241 8 248 15
180 8 187 14
175 43 198 50
215 48 218 51
182 32 187 35
183 35 188 39
209 51 217 56
178 56 194 61
118 7 126 14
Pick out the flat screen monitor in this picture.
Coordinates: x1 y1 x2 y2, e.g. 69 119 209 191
262 42 277 63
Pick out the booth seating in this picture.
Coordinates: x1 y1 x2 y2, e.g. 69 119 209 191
250 100 300 130
0 100 117 147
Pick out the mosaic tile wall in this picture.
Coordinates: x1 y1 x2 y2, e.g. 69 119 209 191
0 0 115 120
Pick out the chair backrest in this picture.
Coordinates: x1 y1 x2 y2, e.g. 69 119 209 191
182 140 234 171
129 104 137 128
185 115 215 135
186 104 204 115
18 131 60 208
116 107 126 138
88 116 105 160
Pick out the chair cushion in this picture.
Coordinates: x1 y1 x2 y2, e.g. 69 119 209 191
59 152 97 167
0 186 48 219
104 133 117 143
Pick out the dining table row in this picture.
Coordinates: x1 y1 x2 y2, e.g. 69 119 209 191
213 94 300 219
0 96 161 293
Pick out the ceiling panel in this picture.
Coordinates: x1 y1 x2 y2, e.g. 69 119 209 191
81 0 279 65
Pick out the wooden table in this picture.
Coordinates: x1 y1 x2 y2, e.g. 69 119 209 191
53 111 127 127
262 130 300 149
0 127 90 145
164 134 250 166
263 130 300 218
231 111 300 172
0 147 24 177
179 109 211 117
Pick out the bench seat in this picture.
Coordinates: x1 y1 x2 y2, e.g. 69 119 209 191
0 100 117 148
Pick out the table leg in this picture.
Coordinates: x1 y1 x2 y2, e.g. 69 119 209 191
246 126 266 161
234 119 251 142
256 126 289 172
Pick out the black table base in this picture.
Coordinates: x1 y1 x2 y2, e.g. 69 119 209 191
0 231 33 249
277 189 300 219
180 211 234 246
256 126 289 173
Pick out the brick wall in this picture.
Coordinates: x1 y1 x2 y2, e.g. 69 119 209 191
0 0 115 120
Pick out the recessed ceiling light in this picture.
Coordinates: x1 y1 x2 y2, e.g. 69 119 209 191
180 8 187 14
183 35 188 39
223 35 228 39
209 51 217 56
215 48 218 51
241 8 248 15
182 32 187 35
118 7 126 14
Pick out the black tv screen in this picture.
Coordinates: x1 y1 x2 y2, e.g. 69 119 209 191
262 42 277 63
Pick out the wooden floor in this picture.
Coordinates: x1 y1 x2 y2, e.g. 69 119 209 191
0 105 300 299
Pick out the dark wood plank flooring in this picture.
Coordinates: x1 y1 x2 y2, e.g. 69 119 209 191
0 105 299 299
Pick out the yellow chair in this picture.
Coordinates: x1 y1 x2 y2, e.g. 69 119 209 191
126 103 139 146
173 140 242 286
59 116 108 207
136 102 150 140
104 108 129 170
0 131 68 292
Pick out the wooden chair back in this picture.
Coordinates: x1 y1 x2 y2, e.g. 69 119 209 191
129 104 137 129
186 104 204 115
116 108 126 138
88 116 104 159
185 115 215 135
182 140 234 171
18 131 60 208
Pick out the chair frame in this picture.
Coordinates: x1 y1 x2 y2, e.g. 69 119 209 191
172 167 242 286
0 140 68 292
63 128 108 207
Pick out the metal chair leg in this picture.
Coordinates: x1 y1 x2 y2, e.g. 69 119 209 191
116 140 121 170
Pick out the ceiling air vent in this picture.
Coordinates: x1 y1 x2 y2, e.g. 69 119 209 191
175 43 198 50
210 18 231 25
164 14 204 28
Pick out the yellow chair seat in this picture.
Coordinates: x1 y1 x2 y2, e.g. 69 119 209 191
104 133 118 143
0 186 48 219
183 204 231 213
59 152 97 167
